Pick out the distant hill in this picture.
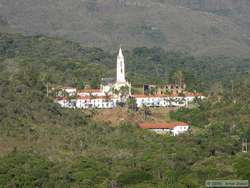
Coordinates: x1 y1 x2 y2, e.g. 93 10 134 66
0 0 250 57
169 0 250 39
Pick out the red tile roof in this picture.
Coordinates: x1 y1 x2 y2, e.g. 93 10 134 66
132 94 148 98
132 92 204 98
139 122 190 129
78 96 113 100
132 94 165 98
79 89 102 93
56 96 114 100
185 92 198 97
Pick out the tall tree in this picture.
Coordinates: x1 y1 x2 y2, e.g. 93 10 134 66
39 72 50 97
173 70 184 86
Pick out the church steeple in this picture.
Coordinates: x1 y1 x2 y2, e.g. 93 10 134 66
117 48 126 83
118 47 123 58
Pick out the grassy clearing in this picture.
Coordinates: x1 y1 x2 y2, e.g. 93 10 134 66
91 107 176 126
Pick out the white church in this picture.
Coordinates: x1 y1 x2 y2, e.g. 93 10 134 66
101 48 131 97
55 48 205 109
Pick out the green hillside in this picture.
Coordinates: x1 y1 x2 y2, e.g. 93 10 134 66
0 0 250 57
0 33 250 187
1 33 250 92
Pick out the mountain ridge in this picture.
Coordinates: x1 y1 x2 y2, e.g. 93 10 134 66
0 0 250 57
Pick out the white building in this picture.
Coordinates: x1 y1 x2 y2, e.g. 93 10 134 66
57 96 118 109
76 96 117 109
102 48 132 97
139 122 191 136
132 93 204 108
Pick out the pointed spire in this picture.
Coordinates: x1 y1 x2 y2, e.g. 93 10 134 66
118 47 123 57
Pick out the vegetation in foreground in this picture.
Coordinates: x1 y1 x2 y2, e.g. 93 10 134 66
0 33 250 187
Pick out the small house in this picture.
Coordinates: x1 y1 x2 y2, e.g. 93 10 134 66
139 122 190 136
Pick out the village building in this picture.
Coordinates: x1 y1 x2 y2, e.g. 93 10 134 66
57 95 117 109
56 87 77 97
78 89 106 97
158 84 187 95
132 93 204 108
143 84 186 96
100 78 116 94
133 94 185 107
139 122 191 136
76 96 117 109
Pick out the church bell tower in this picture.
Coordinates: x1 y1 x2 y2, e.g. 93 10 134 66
117 48 126 83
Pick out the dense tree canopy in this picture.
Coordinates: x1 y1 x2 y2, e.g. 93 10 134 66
0 33 250 187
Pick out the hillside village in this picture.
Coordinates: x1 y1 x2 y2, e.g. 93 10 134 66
54 48 205 136
55 48 205 110
1 31 250 187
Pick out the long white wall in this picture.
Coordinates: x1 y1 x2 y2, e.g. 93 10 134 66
56 95 204 109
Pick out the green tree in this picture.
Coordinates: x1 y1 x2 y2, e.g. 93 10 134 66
127 97 138 112
140 105 152 120
39 72 51 97
0 152 51 188
90 78 99 89
173 70 184 86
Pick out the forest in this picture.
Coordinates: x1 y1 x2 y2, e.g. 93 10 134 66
1 33 250 91
0 33 250 187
